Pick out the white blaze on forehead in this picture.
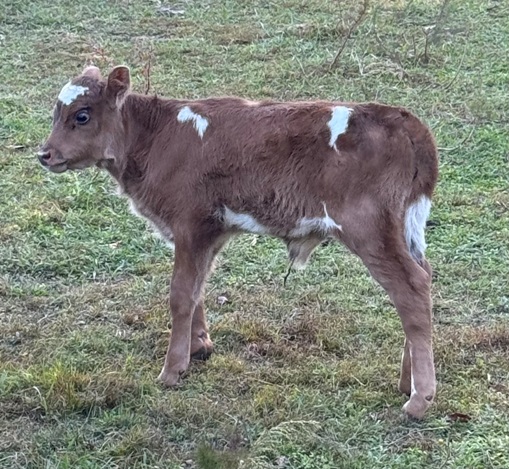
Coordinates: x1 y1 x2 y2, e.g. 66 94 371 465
58 81 89 105
290 202 342 237
177 105 209 138
327 106 353 150
223 207 268 235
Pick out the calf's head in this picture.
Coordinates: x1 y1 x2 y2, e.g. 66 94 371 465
38 65 131 173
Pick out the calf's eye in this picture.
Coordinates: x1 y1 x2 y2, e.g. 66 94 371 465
76 111 90 125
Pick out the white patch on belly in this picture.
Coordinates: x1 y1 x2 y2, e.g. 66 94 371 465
58 81 89 105
290 203 342 237
177 105 209 138
223 207 268 235
327 106 353 150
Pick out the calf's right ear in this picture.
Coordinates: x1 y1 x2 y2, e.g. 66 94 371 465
82 65 102 80
107 66 131 108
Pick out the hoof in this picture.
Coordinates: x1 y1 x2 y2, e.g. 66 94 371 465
402 395 433 420
190 333 214 361
191 345 214 361
157 369 183 387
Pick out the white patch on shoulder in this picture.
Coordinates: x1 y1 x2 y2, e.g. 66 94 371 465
327 106 353 150
58 81 88 105
405 195 431 262
223 207 268 235
290 203 342 237
177 105 209 138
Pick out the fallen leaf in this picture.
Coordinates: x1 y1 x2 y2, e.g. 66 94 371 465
447 412 472 422
217 295 228 305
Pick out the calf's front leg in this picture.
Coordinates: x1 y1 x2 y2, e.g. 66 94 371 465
158 238 215 387
190 300 214 360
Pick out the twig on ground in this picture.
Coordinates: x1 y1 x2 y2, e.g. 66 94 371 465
329 0 369 71
441 38 468 91
138 45 155 95
437 127 475 152
421 0 452 63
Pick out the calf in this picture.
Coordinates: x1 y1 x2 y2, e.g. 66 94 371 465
39 65 439 419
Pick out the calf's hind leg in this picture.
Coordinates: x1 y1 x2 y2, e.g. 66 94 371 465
365 247 435 418
398 256 432 397
341 217 435 419
399 338 412 396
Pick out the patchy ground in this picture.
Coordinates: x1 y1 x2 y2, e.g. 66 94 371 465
1 0 508 467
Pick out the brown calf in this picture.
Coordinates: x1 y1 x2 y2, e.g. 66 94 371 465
39 65 439 419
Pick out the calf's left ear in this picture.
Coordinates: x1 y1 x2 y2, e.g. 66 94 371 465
82 65 102 80
107 66 131 108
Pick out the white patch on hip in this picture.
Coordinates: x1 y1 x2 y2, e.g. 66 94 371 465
290 202 342 237
405 195 431 262
177 105 209 138
223 207 268 235
58 81 89 105
327 106 353 150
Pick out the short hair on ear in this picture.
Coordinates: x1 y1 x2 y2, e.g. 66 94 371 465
107 66 131 108
82 65 102 80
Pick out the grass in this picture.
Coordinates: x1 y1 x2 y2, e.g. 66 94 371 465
1 0 508 467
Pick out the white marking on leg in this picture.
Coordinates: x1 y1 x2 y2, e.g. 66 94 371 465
177 106 209 138
405 195 431 262
409 348 417 397
327 106 353 150
290 202 342 237
58 82 88 105
223 207 268 235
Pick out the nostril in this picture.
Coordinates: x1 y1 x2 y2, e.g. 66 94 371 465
38 151 51 163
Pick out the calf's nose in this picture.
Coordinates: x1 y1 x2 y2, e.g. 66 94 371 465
38 150 51 165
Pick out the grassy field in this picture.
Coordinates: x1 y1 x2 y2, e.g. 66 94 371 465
1 0 508 467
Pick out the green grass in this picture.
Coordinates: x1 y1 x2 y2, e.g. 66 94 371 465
1 0 508 467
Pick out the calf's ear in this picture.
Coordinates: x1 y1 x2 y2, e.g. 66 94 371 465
82 65 102 80
107 66 131 108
